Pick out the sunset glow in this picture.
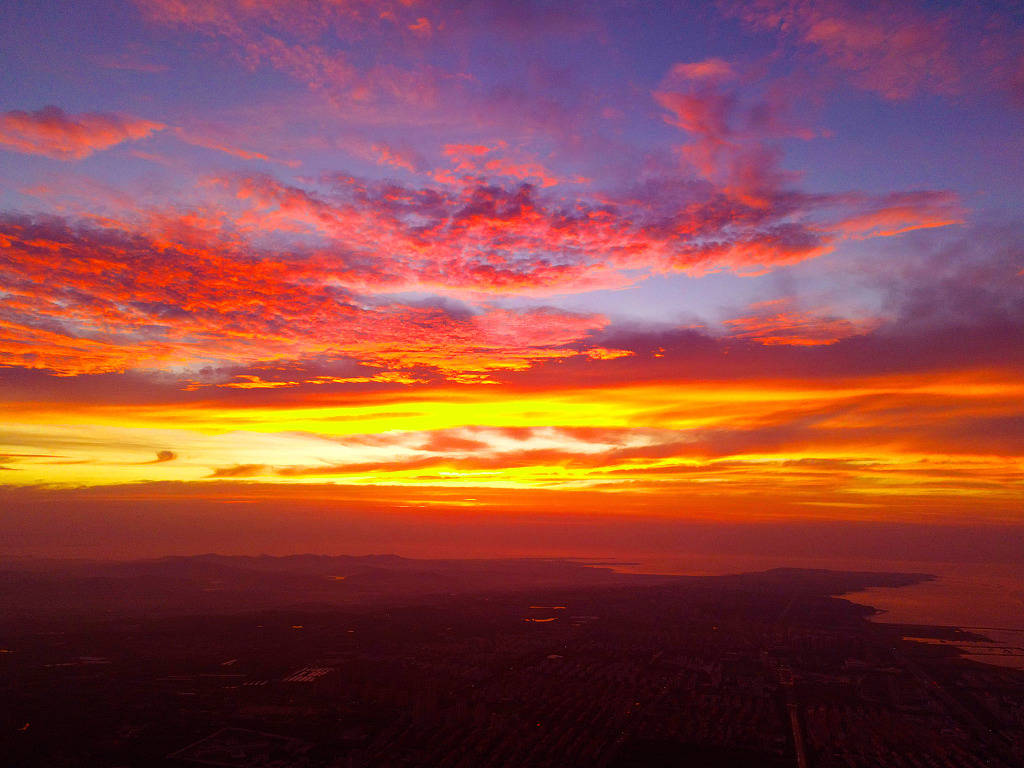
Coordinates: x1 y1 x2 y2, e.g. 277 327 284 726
1 0 1022 556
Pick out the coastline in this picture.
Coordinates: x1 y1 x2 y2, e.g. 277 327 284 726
605 554 1024 671
843 568 1024 670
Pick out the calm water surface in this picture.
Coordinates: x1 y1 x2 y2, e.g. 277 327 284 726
616 554 1024 669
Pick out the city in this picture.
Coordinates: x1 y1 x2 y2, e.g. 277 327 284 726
2 557 1022 767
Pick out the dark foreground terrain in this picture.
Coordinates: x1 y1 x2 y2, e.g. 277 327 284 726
1 556 1022 767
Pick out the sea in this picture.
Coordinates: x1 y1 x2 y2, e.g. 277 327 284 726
615 554 1024 670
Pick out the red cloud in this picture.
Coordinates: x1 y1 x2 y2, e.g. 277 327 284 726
0 153 965 388
0 106 164 160
0 215 610 379
216 170 958 293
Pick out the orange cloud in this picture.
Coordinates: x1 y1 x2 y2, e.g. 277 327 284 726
209 463 268 478
585 348 634 360
724 300 873 346
0 106 164 160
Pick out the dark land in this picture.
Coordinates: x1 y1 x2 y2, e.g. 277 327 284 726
1 555 1022 767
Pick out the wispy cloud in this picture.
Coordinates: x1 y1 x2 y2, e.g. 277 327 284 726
724 0 1024 101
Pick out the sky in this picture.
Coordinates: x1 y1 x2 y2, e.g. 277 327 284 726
1 0 1022 560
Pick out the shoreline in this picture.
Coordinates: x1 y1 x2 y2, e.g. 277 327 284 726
843 576 1024 671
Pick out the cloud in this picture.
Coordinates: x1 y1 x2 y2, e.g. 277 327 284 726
723 299 874 346
0 203 1014 395
669 58 736 82
0 452 65 471
0 214 615 379
832 191 962 238
221 168 958 290
187 402 1024 502
654 59 817 205
418 433 490 453
135 0 447 112
0 153 975 383
408 17 432 38
370 141 420 172
724 0 1024 101
0 106 164 160
174 127 300 166
209 463 268 478
436 143 579 188
92 47 170 73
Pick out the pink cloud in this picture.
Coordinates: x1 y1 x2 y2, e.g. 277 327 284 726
370 141 420 172
174 127 300 167
832 191 963 238
0 107 164 160
724 0 1023 101
654 61 813 206
408 17 432 37
136 0 446 113
669 58 736 82
436 143 576 188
